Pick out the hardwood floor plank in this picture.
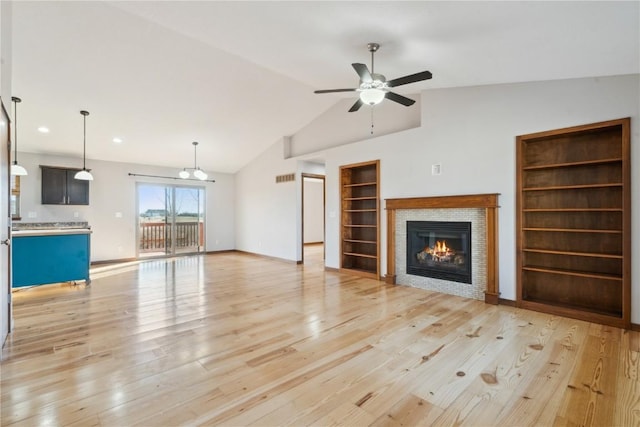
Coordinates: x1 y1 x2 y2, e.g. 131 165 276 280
370 393 443 426
554 325 622 426
1 247 638 426
614 331 640 426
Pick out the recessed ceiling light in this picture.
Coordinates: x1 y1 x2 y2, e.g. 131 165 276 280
37 126 50 133
112 137 123 144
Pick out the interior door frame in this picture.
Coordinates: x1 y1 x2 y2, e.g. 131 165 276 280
1 100 12 349
301 173 325 264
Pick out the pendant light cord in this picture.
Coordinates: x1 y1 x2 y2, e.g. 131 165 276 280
80 110 89 170
83 114 86 170
11 97 21 164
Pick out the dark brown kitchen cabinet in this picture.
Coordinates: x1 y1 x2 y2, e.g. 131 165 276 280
41 166 90 205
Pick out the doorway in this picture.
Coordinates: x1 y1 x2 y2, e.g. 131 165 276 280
301 174 325 265
1 102 10 348
137 183 205 258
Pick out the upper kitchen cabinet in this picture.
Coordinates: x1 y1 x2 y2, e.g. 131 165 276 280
41 166 90 205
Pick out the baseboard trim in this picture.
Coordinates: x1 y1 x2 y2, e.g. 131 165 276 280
92 250 237 266
631 323 640 332
91 257 137 266
234 250 299 264
498 298 517 307
324 266 340 273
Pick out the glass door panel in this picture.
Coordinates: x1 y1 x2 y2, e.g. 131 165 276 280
138 184 170 257
137 184 205 258
174 187 204 254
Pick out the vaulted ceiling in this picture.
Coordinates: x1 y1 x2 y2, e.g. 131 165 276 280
10 1 639 173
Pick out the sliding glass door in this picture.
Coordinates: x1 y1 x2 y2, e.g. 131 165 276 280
137 183 205 257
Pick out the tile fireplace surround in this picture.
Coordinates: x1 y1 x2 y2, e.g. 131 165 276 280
385 194 500 304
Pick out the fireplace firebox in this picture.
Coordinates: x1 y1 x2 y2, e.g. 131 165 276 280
406 221 472 284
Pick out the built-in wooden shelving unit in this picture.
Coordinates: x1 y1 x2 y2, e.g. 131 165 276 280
340 160 380 279
516 118 630 328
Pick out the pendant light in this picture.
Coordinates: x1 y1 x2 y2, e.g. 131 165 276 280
178 141 208 180
74 110 93 180
10 96 27 176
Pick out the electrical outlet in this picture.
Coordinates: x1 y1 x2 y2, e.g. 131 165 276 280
431 164 442 175
74 212 79 218
28 211 37 218
115 212 122 218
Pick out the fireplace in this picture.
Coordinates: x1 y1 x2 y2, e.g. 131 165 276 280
406 221 472 284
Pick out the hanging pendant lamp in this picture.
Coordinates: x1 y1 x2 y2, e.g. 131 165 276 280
178 141 208 180
10 97 27 176
74 110 93 180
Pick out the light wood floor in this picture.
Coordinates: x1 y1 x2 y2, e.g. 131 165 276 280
2 246 639 426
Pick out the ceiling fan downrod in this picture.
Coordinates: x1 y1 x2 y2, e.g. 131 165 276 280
368 42 379 74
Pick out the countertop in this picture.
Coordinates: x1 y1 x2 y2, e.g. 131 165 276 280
12 221 91 237
12 229 92 237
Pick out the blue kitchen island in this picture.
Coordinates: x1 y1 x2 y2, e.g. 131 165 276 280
12 225 91 287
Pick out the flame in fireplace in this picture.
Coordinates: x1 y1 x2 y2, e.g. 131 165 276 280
423 240 456 262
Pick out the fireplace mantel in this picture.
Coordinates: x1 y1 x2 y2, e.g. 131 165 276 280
385 193 500 304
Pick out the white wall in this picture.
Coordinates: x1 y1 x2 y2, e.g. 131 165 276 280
303 177 324 244
291 94 420 158
16 152 235 261
0 0 11 104
236 74 640 321
235 138 299 260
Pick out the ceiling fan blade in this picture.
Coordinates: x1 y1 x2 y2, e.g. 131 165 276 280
385 91 416 106
348 98 364 112
386 71 433 88
314 88 358 94
352 63 372 83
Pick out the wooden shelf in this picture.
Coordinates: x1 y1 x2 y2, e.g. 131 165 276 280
343 181 377 188
516 118 630 328
522 183 622 191
523 208 622 212
343 252 377 259
522 266 622 281
522 248 623 259
344 196 377 201
522 227 622 234
522 157 622 170
343 239 376 244
341 160 380 279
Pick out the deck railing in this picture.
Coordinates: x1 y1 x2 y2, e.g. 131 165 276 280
139 222 204 252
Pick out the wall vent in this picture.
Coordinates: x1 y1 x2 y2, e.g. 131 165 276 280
275 173 295 183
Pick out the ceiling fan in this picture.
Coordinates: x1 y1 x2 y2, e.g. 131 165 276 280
314 42 433 112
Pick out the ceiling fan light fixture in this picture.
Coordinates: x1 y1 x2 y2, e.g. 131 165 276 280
359 88 385 105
